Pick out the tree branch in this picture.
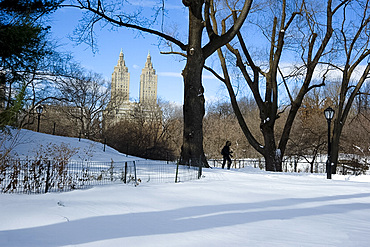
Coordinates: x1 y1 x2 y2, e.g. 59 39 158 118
203 65 225 82
63 2 187 51
278 66 293 103
203 0 253 58
160 51 187 58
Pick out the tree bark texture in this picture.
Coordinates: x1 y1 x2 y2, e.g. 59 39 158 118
180 1 208 167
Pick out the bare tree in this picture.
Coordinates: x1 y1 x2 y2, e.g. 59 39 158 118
204 98 260 159
55 63 110 140
64 0 253 167
287 88 327 173
158 99 183 158
327 0 370 173
207 0 348 171
105 100 180 160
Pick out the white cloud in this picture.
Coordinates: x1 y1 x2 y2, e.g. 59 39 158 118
202 74 218 80
158 72 182 78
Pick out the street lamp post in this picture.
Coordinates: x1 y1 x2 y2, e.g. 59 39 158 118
324 106 335 179
36 105 43 132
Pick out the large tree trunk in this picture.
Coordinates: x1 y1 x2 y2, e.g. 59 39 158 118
179 2 208 167
181 58 208 167
261 121 283 172
264 151 283 172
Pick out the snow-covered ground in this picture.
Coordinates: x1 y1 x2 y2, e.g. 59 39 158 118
1 128 145 162
1 129 370 246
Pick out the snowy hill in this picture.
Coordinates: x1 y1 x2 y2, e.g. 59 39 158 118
1 128 143 162
1 129 370 246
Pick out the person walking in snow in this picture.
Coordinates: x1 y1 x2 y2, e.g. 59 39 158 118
221 141 233 169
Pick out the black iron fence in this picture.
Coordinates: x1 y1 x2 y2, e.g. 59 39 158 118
210 158 328 172
210 157 368 175
209 159 263 169
210 158 330 172
2 157 366 194
0 159 199 194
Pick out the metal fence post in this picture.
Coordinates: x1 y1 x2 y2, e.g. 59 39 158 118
124 162 127 184
198 156 202 179
110 160 114 181
45 160 51 193
175 162 179 183
133 161 137 186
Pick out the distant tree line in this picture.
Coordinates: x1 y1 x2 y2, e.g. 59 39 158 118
204 91 370 165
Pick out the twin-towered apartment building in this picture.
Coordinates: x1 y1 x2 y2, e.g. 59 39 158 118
104 49 160 127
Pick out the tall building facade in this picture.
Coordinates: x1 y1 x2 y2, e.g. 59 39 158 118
111 49 130 104
104 50 159 127
140 51 158 105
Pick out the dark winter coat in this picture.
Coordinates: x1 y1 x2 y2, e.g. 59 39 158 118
221 145 232 157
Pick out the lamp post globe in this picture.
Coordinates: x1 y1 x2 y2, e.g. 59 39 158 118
324 106 335 121
324 106 335 179
36 105 43 115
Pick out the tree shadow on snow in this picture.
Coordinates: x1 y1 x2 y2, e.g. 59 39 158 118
1 192 370 246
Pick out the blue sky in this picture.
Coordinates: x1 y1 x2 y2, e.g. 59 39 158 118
48 2 227 105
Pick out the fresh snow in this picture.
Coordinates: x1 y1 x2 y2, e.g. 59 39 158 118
1 129 370 247
1 128 142 162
